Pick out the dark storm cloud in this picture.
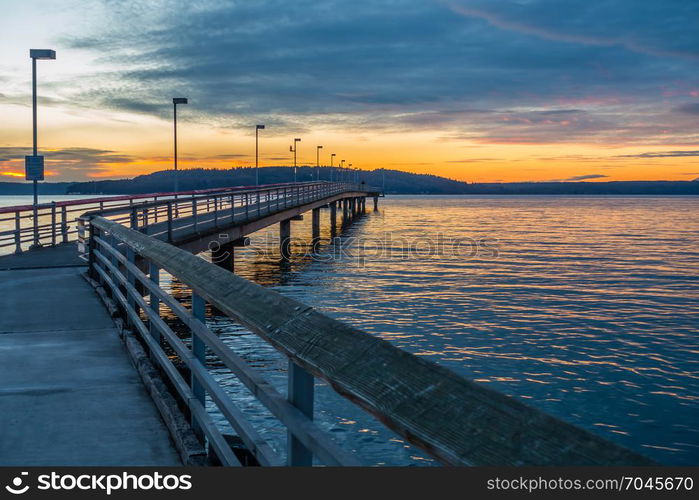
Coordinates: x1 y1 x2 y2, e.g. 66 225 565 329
57 0 699 142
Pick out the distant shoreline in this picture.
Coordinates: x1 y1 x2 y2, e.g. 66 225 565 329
1 166 698 196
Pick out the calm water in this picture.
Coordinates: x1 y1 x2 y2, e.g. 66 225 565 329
0 195 106 208
161 195 698 466
5 194 696 464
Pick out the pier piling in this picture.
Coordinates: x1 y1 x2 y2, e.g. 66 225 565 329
211 238 249 272
212 243 233 271
280 219 291 260
330 202 337 236
311 207 321 243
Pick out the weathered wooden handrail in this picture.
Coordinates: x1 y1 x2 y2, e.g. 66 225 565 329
88 211 370 466
89 215 655 466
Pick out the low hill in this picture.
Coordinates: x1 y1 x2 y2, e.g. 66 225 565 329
65 167 469 195
1 167 698 195
0 181 75 195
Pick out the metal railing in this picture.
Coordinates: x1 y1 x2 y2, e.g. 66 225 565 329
1 181 373 255
75 182 373 257
85 213 656 467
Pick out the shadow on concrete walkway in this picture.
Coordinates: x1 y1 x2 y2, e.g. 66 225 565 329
0 242 85 271
0 266 181 465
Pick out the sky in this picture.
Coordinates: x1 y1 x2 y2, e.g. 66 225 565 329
0 0 697 183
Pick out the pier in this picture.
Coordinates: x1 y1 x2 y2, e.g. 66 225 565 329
0 181 655 466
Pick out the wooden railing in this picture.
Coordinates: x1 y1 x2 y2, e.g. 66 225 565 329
85 214 656 466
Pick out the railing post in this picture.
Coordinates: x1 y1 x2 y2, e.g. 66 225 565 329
230 194 235 223
77 217 88 257
130 207 138 230
31 204 39 248
214 195 219 226
14 211 21 254
109 232 119 270
245 193 249 219
149 262 161 348
60 205 68 243
154 196 159 223
287 361 314 466
126 245 138 319
87 221 98 280
192 197 198 232
167 202 173 242
50 202 56 246
191 292 207 440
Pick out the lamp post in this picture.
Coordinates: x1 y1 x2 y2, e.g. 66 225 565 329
172 97 188 196
27 49 55 249
340 160 346 183
316 145 323 181
330 153 336 182
348 163 354 184
290 138 301 182
255 124 265 185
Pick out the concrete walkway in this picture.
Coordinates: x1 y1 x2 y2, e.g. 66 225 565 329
0 242 85 270
0 260 181 465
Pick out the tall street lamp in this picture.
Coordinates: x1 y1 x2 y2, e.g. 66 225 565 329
27 49 55 248
330 153 336 182
172 97 188 196
340 159 346 182
255 124 265 185
290 138 301 182
316 145 323 181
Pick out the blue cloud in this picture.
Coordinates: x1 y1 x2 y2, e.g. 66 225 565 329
53 0 699 144
563 174 609 181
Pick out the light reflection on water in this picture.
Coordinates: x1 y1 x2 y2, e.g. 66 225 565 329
163 195 699 465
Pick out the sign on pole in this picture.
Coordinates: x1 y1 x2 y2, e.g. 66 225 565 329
25 155 45 181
